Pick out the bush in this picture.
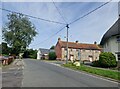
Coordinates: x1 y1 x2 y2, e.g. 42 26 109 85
23 49 37 59
99 52 117 68
49 52 56 60
92 60 100 67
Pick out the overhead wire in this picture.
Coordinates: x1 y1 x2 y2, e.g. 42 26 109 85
52 0 68 24
1 0 112 47
69 0 112 25
0 8 66 25
30 26 66 47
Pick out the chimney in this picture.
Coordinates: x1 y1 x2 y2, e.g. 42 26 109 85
76 40 79 44
94 41 97 44
58 38 61 41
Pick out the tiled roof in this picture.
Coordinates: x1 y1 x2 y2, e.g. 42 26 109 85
39 48 55 55
59 41 101 50
39 48 50 55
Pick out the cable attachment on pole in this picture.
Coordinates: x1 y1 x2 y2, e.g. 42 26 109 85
66 24 69 29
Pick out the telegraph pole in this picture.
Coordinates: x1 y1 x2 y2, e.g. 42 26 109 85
66 24 69 64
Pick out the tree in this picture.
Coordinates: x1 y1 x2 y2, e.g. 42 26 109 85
50 45 55 49
93 52 117 68
23 49 37 59
1 42 8 55
2 13 37 55
49 52 56 60
99 52 117 68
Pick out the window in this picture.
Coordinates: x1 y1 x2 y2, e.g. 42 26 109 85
83 49 85 52
118 54 120 60
95 50 98 53
116 36 120 42
64 48 67 51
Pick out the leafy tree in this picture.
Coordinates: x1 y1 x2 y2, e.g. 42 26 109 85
23 49 37 59
2 13 37 55
50 45 55 49
49 52 56 60
1 42 8 55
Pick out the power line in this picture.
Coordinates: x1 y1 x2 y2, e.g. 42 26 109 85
1 1 112 47
69 0 112 25
52 0 68 24
30 0 111 47
0 8 66 25
31 26 66 47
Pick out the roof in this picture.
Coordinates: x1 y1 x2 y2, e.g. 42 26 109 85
39 48 50 55
100 18 120 45
58 41 101 50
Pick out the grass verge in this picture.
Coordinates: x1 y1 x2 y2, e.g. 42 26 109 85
63 63 120 81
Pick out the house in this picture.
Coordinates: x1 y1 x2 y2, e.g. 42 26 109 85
37 48 50 60
37 48 55 60
100 18 120 61
55 38 101 62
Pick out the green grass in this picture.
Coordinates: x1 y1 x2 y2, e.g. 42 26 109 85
63 63 120 81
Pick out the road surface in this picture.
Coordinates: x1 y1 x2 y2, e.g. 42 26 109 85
22 59 118 87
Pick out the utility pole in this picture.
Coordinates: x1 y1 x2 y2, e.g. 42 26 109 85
78 49 81 64
66 24 69 64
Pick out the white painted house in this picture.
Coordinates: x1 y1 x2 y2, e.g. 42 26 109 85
37 48 55 60
37 48 50 60
100 18 120 61
37 50 41 60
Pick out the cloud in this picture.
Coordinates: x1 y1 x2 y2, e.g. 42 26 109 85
68 2 118 44
2 2 118 49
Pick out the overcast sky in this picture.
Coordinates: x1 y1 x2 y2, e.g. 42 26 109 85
1 0 119 49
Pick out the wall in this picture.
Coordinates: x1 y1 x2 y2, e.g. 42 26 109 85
61 48 101 62
55 42 62 60
80 49 100 62
103 36 119 61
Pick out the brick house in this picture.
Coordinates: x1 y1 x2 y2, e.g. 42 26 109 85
55 38 101 62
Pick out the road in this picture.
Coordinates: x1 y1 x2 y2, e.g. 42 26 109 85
22 59 118 87
0 68 2 88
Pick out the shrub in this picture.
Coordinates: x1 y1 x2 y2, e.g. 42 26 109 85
49 52 56 60
92 60 100 67
99 52 117 68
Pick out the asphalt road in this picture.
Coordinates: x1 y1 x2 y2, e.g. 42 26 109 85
0 68 2 88
22 59 118 87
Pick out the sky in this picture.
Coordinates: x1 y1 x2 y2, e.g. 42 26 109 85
0 0 119 50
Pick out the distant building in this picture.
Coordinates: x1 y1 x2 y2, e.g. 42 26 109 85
55 38 101 62
100 18 120 61
37 48 54 60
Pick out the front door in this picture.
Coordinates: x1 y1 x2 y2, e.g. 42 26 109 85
70 55 74 62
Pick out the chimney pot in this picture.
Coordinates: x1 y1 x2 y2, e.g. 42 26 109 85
94 41 97 44
58 38 61 41
76 40 78 43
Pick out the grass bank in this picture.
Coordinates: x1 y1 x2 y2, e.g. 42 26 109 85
63 63 120 81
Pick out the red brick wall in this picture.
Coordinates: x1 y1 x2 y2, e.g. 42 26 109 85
55 42 62 60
